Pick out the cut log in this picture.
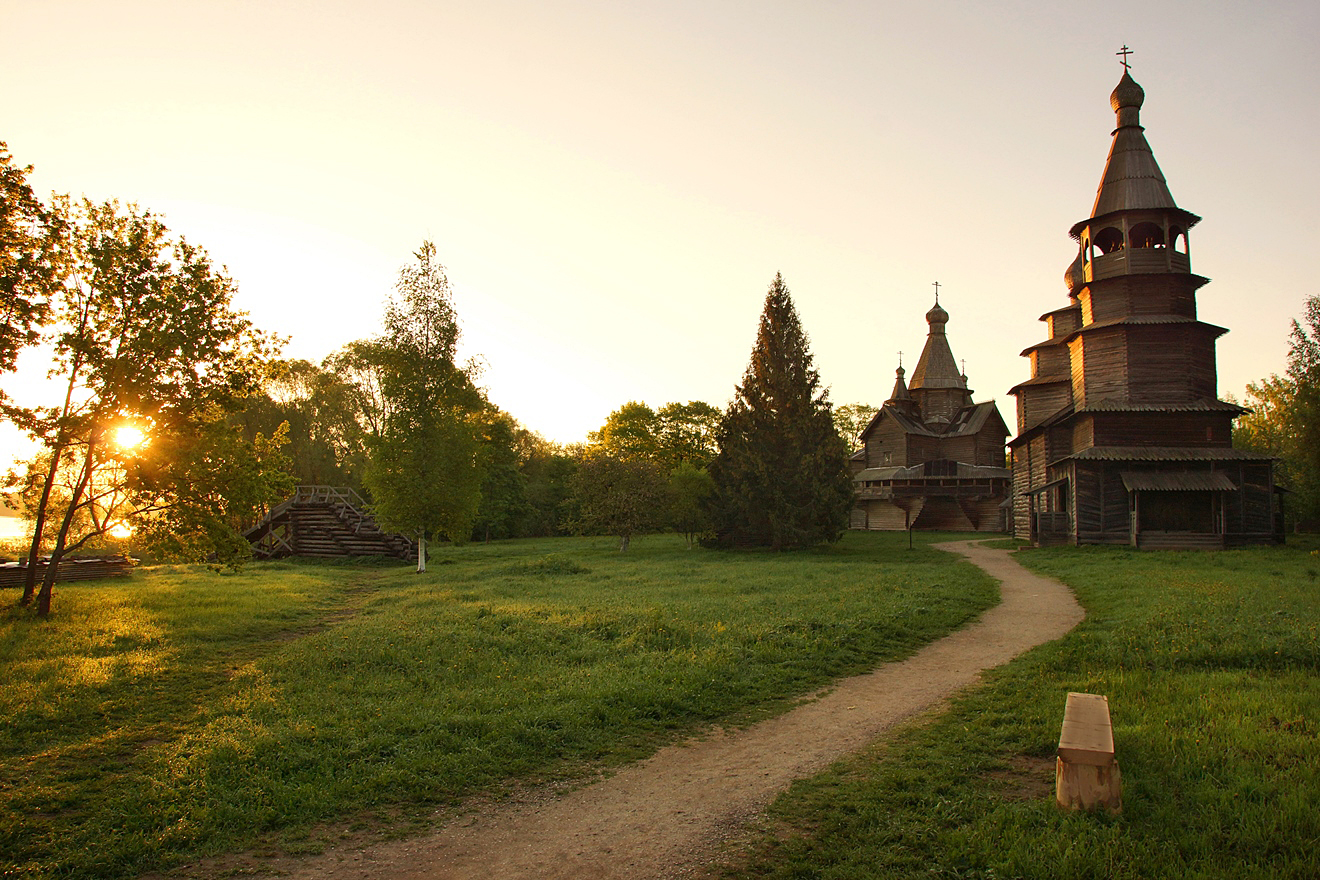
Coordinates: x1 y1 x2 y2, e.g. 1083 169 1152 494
1056 691 1122 813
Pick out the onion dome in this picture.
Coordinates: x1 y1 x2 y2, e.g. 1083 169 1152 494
1065 247 1085 292
1110 71 1145 119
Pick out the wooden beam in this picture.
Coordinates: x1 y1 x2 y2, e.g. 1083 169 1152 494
1056 692 1122 813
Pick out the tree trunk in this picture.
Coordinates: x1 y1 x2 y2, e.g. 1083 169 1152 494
37 439 96 618
416 533 427 573
24 347 87 605
22 447 62 605
619 534 630 552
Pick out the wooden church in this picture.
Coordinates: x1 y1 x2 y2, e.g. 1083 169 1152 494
1009 66 1281 547
850 300 1011 531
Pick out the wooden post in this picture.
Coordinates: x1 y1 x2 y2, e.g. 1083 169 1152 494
1056 692 1121 813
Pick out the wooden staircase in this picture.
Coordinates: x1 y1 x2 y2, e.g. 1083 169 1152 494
244 486 414 560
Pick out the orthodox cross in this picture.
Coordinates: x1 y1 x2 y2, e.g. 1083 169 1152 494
898 351 903 368
932 281 941 304
1117 45 1133 71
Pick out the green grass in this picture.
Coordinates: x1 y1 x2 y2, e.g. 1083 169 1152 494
724 538 1320 880
0 531 997 879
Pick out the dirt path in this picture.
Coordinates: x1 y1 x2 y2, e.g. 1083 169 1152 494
277 540 1083 880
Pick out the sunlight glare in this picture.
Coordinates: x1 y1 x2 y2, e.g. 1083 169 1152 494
113 424 148 451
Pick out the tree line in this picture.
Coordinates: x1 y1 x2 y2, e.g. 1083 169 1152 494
3 140 866 615
1234 294 1320 529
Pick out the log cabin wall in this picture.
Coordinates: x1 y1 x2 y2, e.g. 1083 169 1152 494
1071 328 1129 408
1227 461 1278 542
1126 324 1220 403
1046 306 1083 338
865 418 909 467
976 426 1008 467
941 435 977 465
1014 381 1072 434
1089 411 1236 447
1034 339 1072 376
1046 425 1073 465
1072 415 1096 453
1011 440 1033 538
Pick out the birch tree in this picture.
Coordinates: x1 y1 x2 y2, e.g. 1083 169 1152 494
362 242 485 571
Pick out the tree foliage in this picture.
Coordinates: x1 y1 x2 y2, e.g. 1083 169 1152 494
16 198 284 614
519 438 579 537
707 273 853 550
833 403 879 448
668 461 714 549
361 242 486 570
1237 296 1320 524
589 400 721 471
589 401 660 461
471 408 531 542
656 401 722 470
570 449 668 551
0 141 61 395
235 358 367 488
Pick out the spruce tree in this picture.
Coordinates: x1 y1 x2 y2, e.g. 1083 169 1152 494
708 273 853 549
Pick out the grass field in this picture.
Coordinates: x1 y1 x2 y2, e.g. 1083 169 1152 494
0 531 997 879
724 538 1320 880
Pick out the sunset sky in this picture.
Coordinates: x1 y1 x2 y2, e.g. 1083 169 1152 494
2 1 1317 461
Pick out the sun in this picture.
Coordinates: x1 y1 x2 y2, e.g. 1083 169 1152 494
113 424 148 451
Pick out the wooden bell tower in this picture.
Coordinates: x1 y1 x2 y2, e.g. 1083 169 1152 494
1009 58 1280 547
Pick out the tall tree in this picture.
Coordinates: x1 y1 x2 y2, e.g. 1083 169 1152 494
0 142 62 402
707 273 853 550
18 198 282 614
361 242 486 571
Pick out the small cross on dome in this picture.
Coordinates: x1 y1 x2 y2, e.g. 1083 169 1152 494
1117 45 1133 71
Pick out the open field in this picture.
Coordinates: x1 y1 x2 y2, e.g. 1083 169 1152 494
0 531 997 879
723 538 1320 880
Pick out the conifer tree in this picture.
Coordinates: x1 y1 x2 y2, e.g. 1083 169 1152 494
707 273 853 549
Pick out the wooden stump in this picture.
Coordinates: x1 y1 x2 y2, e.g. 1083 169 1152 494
1056 692 1121 813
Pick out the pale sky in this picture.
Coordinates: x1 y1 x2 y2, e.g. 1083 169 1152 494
2 1 1317 462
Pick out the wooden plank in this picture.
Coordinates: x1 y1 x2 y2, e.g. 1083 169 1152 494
1058 692 1114 765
